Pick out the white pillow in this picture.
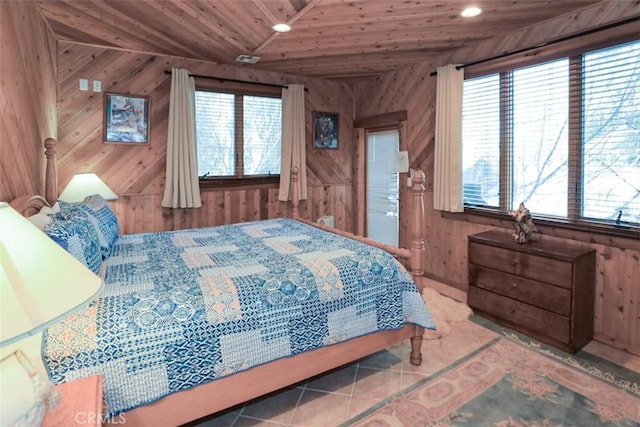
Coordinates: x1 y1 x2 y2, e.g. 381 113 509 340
39 202 60 216
27 213 53 230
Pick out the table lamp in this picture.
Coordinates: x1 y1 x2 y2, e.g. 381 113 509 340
0 202 104 426
58 173 118 203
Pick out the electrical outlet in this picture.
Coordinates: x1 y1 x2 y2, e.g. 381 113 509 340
92 80 102 92
79 79 89 91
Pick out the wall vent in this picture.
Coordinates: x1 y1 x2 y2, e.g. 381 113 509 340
235 54 261 64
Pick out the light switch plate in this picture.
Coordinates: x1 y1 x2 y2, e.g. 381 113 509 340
92 80 102 92
79 79 89 91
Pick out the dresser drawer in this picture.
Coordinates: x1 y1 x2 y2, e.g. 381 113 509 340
468 286 570 344
469 265 571 316
468 242 572 288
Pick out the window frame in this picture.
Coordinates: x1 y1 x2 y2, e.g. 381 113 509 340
455 29 640 244
194 78 282 186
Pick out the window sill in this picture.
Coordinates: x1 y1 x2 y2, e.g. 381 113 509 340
199 176 280 189
442 208 640 250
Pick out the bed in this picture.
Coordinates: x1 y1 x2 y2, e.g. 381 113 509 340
12 138 435 426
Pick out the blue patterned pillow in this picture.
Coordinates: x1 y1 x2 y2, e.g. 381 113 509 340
44 216 102 274
58 195 119 259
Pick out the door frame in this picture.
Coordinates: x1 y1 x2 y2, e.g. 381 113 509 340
354 111 408 242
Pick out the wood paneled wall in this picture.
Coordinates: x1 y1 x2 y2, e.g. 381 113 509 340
0 1 57 202
56 42 354 234
354 2 640 355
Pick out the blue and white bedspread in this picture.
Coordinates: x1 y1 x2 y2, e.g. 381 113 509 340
43 218 434 417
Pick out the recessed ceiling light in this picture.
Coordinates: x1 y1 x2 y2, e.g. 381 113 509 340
272 23 291 33
461 6 482 17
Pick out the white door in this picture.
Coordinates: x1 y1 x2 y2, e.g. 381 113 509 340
366 130 399 247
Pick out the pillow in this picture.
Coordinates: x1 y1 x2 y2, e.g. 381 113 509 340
27 203 61 230
58 195 119 259
39 202 60 216
44 215 102 274
81 194 120 256
27 213 53 230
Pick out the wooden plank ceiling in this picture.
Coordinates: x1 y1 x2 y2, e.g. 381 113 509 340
36 0 602 80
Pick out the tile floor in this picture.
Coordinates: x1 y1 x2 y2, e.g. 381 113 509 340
191 315 639 427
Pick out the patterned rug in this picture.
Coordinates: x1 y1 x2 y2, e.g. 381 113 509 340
342 334 640 426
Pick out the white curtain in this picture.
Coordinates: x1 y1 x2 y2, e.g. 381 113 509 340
433 64 464 212
161 68 202 208
279 84 308 201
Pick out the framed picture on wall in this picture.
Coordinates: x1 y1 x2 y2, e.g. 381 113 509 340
312 111 339 149
103 93 150 144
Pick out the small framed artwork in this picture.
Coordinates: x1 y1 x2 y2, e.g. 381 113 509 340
103 93 150 144
312 111 339 149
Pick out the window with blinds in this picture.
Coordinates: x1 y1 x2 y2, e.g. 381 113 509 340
462 39 639 228
462 74 500 207
195 90 282 178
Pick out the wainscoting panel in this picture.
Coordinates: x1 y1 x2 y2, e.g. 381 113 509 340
112 184 352 235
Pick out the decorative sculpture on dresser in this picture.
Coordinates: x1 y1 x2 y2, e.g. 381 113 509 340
509 202 538 244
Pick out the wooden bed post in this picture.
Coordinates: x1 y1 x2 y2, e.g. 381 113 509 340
291 167 300 219
44 138 58 205
409 169 426 366
409 170 426 286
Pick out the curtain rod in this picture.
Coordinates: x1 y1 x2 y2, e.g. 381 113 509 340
429 16 640 76
163 70 307 91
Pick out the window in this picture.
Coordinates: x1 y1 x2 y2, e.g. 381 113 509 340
511 60 568 217
462 74 500 207
195 90 282 178
582 43 639 224
462 39 640 228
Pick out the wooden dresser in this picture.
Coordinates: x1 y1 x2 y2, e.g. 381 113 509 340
467 230 596 353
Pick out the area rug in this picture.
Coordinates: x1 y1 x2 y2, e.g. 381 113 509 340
422 287 473 340
342 336 640 426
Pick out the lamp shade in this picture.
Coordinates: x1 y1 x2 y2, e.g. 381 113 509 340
0 202 104 347
58 173 118 203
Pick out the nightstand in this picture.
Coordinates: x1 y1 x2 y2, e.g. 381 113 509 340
42 375 103 426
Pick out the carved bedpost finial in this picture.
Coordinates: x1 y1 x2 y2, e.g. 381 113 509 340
44 138 58 205
291 167 300 219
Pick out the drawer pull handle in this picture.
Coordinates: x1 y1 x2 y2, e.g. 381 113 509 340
511 258 519 265
509 307 516 314
512 282 517 288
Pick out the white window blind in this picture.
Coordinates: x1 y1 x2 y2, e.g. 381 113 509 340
195 90 282 178
462 39 639 228
366 130 399 247
512 59 568 217
462 74 500 207
195 92 235 176
243 96 282 176
581 41 639 224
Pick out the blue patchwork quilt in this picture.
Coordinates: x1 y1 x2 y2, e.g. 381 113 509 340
43 219 434 417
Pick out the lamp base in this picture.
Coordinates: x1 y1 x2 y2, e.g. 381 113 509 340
0 350 59 427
